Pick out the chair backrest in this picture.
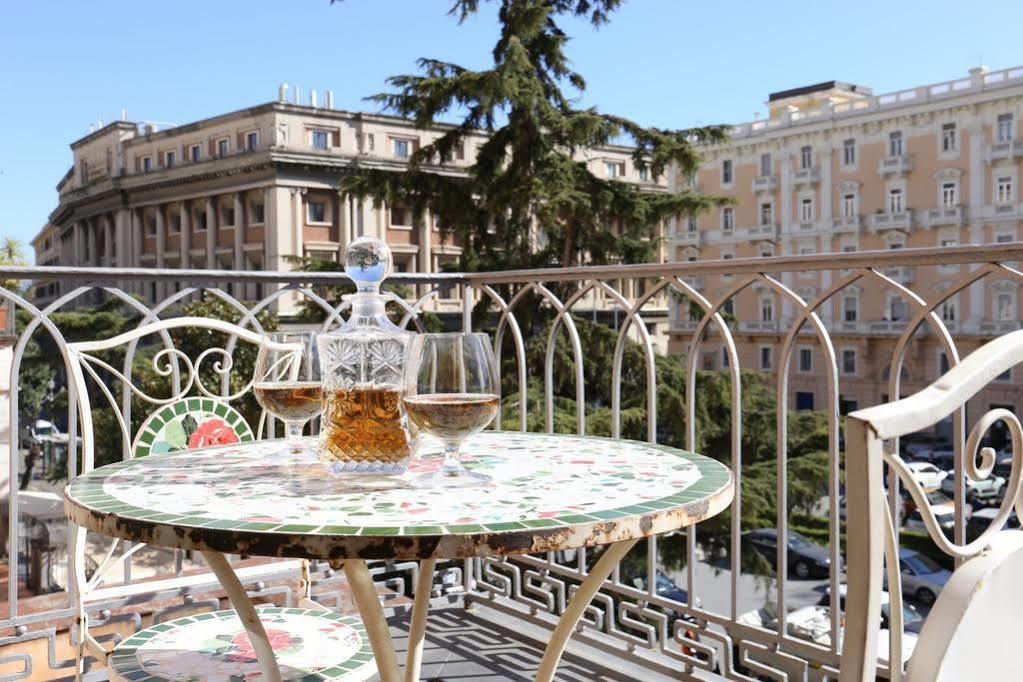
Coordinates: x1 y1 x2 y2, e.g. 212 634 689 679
840 329 1023 682
64 317 300 606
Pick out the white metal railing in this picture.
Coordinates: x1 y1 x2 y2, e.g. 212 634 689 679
6 242 1023 679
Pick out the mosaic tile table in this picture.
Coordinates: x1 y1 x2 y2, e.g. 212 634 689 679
66 432 733 682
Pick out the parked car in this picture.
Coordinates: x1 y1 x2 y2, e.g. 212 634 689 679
940 471 1006 506
966 507 1021 542
904 461 948 490
883 548 951 605
743 528 837 579
903 491 970 536
818 584 925 634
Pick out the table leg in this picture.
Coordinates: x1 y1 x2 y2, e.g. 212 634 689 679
405 558 437 682
201 551 283 682
534 539 639 682
344 559 402 682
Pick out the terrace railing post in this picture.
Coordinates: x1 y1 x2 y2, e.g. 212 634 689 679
839 415 885 682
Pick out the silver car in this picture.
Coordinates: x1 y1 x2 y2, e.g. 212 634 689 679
885 548 951 605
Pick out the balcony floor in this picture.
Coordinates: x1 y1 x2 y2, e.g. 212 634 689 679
379 598 688 681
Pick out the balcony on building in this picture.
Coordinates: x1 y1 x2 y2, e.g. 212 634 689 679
986 139 1023 162
673 229 702 247
747 223 780 242
878 154 913 176
833 214 862 234
869 210 913 233
926 205 967 227
792 166 820 186
752 175 778 193
881 266 914 285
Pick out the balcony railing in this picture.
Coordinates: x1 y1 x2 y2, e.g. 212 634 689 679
869 210 913 232
926 205 967 226
833 214 863 234
672 229 702 247
8 242 1023 680
752 175 778 193
986 139 1023 161
878 154 913 175
792 166 820 186
746 223 779 242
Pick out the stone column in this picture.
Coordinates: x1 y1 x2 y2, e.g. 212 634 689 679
263 187 276 273
155 205 166 302
968 126 985 327
130 209 143 295
419 210 433 299
290 187 306 261
337 191 350 255
180 201 191 269
115 208 129 270
86 219 98 266
779 151 794 321
104 214 114 267
205 197 216 269
71 221 83 266
233 192 244 271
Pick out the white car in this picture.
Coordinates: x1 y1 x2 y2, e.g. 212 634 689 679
904 490 970 534
905 461 948 490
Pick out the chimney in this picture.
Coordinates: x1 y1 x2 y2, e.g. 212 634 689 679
294 86 301 105
310 89 318 108
121 108 127 121
278 82 289 102
326 90 334 109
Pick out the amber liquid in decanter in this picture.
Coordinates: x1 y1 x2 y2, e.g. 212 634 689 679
320 385 414 464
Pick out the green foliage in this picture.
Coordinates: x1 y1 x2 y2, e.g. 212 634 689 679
335 0 729 274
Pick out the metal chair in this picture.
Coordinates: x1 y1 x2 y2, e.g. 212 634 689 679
65 316 375 681
842 329 1023 682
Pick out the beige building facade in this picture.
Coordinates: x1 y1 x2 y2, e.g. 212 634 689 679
34 85 667 312
668 64 1023 424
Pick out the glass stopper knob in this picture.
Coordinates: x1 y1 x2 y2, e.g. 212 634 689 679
344 236 392 292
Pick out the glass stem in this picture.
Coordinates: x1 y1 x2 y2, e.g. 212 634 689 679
441 441 463 475
286 421 304 452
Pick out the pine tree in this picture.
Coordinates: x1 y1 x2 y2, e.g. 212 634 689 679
336 0 729 273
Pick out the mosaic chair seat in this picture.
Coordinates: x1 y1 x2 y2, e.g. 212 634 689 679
65 317 374 681
106 607 376 682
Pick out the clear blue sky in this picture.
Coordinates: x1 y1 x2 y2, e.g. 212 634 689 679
2 0 1022 259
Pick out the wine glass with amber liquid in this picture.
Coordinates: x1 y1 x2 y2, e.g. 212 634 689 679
403 332 500 486
253 331 322 458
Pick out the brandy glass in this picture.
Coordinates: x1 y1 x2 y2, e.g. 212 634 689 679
403 332 500 486
253 331 322 457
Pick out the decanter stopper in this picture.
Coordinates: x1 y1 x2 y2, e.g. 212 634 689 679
345 236 392 295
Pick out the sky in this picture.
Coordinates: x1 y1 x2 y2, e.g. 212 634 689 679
2 0 1023 259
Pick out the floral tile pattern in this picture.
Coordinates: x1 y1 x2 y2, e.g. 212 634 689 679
67 432 731 556
109 607 375 681
133 397 255 459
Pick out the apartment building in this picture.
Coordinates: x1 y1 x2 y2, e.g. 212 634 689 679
34 84 667 312
668 65 1023 423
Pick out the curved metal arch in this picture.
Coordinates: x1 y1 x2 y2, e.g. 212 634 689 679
476 284 528 432
671 275 744 621
533 283 585 436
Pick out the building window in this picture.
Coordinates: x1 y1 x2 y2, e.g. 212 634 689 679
939 352 950 375
842 138 856 166
721 159 733 184
306 201 327 223
941 123 957 152
141 156 152 173
687 216 697 233
190 144 201 162
312 130 329 150
217 138 230 157
997 113 1014 142
164 151 175 168
721 347 730 368
843 294 858 322
169 214 181 233
391 205 410 226
842 193 856 217
364 133 375 151
79 161 89 183
997 176 1014 204
842 349 856 375
889 296 907 321
638 167 649 181
759 346 772 370
798 347 813 373
941 182 958 208
888 188 904 213
723 299 734 316
889 131 903 156
221 207 235 227
800 145 813 169
246 131 259 151
796 391 815 411
760 297 774 322
941 298 957 322
996 292 1015 321
997 232 1015 243
251 202 265 224
800 198 814 223
393 138 411 158
605 161 625 178
759 202 773 226
760 153 772 177
760 246 773 258
196 211 208 231
722 207 734 231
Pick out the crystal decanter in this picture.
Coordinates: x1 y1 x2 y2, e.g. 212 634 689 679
316 237 417 473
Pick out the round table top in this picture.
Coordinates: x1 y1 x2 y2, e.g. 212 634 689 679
65 432 733 560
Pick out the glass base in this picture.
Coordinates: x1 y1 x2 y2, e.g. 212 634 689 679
324 458 410 475
409 465 492 488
